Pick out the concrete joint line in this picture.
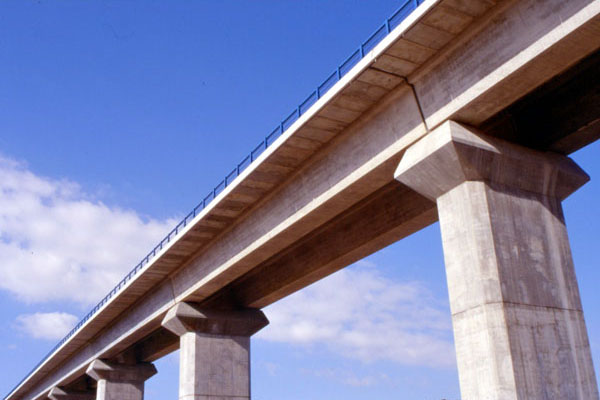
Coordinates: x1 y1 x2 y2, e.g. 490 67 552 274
367 65 429 132
451 300 585 318
175 95 429 303
408 81 430 133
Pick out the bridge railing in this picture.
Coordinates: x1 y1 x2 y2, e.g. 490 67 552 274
7 0 425 397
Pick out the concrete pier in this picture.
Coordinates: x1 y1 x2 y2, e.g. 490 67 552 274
85 360 156 400
162 303 269 400
396 121 599 400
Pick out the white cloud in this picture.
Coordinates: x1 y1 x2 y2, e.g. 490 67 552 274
0 155 177 305
260 361 280 377
258 262 455 368
300 367 389 387
15 312 79 340
0 153 454 370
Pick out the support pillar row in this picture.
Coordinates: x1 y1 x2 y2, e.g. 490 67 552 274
162 302 269 400
395 121 599 400
86 359 156 400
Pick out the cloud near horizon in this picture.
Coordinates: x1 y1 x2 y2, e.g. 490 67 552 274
258 261 456 368
0 155 177 306
1 154 454 369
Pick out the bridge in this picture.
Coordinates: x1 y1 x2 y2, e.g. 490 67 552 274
5 0 600 399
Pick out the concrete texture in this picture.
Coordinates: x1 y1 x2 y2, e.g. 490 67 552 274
396 121 599 400
162 303 268 400
85 360 156 400
47 387 94 400
411 0 600 128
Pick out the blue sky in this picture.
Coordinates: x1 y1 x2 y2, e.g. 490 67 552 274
0 1 598 399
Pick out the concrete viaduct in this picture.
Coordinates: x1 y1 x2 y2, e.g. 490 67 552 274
5 0 600 399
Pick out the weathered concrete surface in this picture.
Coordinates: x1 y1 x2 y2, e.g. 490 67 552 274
162 303 268 400
205 181 436 309
411 0 600 129
480 50 600 154
396 121 599 400
85 360 156 400
47 387 94 400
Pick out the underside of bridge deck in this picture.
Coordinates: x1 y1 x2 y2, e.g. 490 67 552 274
482 49 600 154
132 46 600 366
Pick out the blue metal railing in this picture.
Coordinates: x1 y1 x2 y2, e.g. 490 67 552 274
5 0 424 397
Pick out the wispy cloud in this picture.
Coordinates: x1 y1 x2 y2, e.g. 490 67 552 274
300 367 390 387
258 261 455 368
15 312 79 340
0 155 176 305
1 153 454 370
259 361 280 377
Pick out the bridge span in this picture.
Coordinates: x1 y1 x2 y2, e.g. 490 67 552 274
6 0 600 399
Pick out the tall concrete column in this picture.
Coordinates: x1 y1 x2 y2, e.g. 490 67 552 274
48 387 94 400
86 359 156 400
162 302 269 400
395 121 599 400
